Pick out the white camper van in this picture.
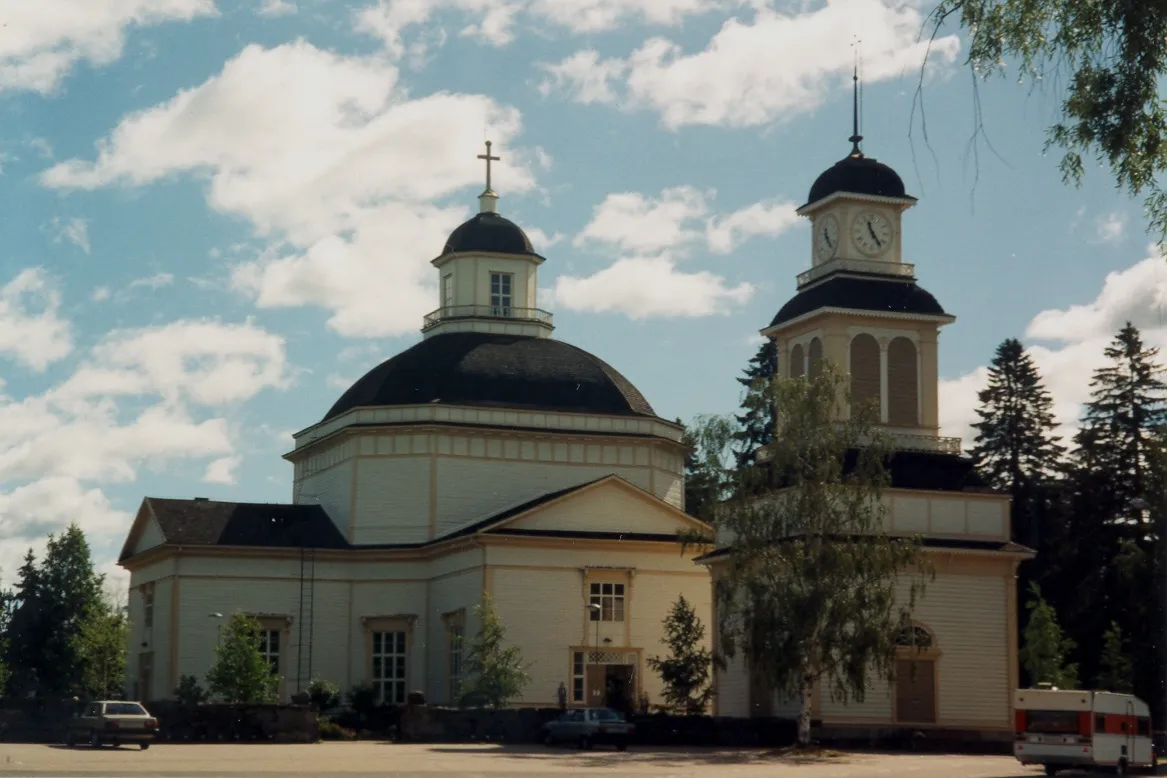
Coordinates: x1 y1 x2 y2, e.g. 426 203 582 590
1013 688 1156 775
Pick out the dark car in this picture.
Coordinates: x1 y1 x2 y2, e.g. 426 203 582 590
541 707 635 750
65 700 159 749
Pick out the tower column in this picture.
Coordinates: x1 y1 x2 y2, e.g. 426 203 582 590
878 337 890 424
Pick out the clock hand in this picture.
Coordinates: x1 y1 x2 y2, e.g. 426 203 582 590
823 228 833 249
866 221 883 247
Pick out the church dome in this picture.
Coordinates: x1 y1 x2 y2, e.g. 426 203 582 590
806 153 912 206
442 212 541 257
323 332 655 422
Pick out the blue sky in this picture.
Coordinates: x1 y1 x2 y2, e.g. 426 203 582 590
1 0 1165 586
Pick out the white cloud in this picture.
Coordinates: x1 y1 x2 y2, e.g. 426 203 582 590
43 41 540 338
0 0 218 94
48 216 90 254
0 268 73 371
203 455 241 484
706 200 801 254
355 0 729 57
258 0 297 16
939 252 1167 449
128 272 175 290
523 226 564 251
1095 212 1126 243
575 186 710 254
539 0 961 129
92 286 112 302
554 256 754 318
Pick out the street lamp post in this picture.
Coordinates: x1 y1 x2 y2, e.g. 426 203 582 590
1133 495 1167 732
588 603 601 647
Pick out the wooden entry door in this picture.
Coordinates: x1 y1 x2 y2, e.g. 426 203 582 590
895 659 936 724
585 665 606 707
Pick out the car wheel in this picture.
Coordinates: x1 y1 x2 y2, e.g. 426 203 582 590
543 733 555 747
578 736 592 750
139 742 150 751
616 739 628 752
89 730 101 748
64 731 75 748
1115 758 1127 776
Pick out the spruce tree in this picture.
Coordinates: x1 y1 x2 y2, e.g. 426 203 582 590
732 340 777 469
1020 583 1079 689
205 612 280 703
646 595 713 714
1096 621 1134 693
458 592 530 708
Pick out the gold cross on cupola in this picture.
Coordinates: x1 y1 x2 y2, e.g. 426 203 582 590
477 140 501 214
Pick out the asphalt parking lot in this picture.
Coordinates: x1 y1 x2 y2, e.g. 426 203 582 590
0 742 1051 778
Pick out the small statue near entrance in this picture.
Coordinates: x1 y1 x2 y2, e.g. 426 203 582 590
557 682 567 711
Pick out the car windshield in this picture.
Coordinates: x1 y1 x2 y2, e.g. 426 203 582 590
105 703 147 716
594 709 623 721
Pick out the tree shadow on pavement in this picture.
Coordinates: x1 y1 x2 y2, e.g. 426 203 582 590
422 744 856 767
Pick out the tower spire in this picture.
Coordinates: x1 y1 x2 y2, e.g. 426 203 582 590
849 42 863 157
477 140 500 213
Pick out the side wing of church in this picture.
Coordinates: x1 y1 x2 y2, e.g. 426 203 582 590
117 150 713 710
700 112 1034 739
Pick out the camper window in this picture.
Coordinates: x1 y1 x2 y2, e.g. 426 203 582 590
1024 710 1081 734
1139 717 1151 736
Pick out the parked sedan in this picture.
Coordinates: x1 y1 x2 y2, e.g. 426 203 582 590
65 700 159 749
541 707 634 751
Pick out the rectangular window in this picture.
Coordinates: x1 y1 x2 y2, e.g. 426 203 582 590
258 629 280 676
142 584 154 629
489 272 512 317
442 274 454 309
1023 710 1082 734
571 651 585 703
371 631 407 705
447 624 463 701
589 582 626 622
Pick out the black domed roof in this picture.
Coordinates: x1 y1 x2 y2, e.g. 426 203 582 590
324 332 655 423
443 212 541 257
771 275 948 327
806 152 914 206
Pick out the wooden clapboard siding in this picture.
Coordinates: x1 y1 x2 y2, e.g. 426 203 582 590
887 337 918 426
808 337 823 378
790 344 805 378
849 334 880 418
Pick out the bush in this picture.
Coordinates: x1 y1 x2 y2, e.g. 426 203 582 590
307 678 340 710
318 719 357 741
174 675 210 706
346 683 377 717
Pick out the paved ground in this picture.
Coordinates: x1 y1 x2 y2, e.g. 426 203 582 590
0 742 1054 778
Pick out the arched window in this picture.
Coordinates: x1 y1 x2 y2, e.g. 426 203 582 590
895 624 937 724
790 344 805 379
896 624 935 650
887 337 919 426
849 334 881 419
808 338 823 378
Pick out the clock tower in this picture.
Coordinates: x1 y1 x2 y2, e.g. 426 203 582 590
761 70 959 453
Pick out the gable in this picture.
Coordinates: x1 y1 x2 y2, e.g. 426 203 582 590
493 477 704 536
133 514 166 555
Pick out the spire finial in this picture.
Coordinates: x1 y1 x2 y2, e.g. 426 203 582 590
477 140 501 213
849 39 863 157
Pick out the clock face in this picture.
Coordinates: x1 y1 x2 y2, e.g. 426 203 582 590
852 211 893 256
814 214 840 262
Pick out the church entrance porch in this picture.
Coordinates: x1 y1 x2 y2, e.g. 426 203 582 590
572 649 640 713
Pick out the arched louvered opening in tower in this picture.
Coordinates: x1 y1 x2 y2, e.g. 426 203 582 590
790 343 805 378
887 337 919 426
808 337 823 378
850 334 881 420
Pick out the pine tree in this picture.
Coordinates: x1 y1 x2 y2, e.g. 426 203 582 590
205 612 280 703
458 592 530 708
969 338 1065 547
1096 621 1134 693
732 340 778 470
645 595 713 714
1020 583 1079 689
680 416 735 522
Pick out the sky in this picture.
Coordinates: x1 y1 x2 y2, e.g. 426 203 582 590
0 0 1165 590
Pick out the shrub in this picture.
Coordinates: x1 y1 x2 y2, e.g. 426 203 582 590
307 678 341 710
318 719 357 741
174 675 210 706
346 682 377 717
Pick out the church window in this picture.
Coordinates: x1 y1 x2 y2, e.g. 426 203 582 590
789 344 805 378
490 272 512 316
571 651 585 703
371 630 408 705
887 337 919 426
849 334 881 420
259 629 280 676
447 623 463 702
142 584 154 629
589 582 625 622
442 274 454 309
808 337 823 378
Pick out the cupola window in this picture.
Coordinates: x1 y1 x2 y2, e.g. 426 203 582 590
490 272 513 317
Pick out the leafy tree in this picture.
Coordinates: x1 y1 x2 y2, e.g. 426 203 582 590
645 595 713 714
1020 583 1079 689
174 674 210 706
680 415 735 522
458 592 530 709
732 340 778 470
1096 621 1134 693
694 361 928 747
74 598 129 699
306 677 341 710
205 612 280 703
924 1 1167 241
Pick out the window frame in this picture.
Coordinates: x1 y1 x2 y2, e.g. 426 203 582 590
441 273 454 309
489 272 513 316
142 583 154 630
362 615 414 706
588 582 626 622
571 650 585 703
443 610 465 703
